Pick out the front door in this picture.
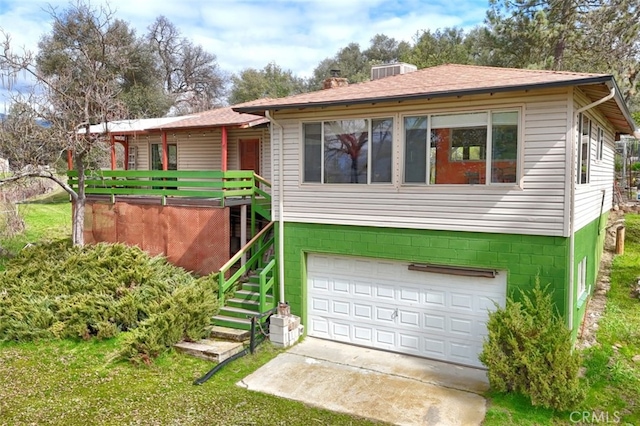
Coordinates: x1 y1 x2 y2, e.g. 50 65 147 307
239 139 260 175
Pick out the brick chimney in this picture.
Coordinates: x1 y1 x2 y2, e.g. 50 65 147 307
322 69 348 89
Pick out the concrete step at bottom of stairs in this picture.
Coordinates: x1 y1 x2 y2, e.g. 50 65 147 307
174 339 244 363
208 325 251 342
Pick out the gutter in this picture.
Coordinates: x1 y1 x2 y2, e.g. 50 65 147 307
567 86 616 330
265 110 286 305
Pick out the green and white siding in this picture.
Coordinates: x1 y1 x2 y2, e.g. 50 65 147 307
266 86 615 364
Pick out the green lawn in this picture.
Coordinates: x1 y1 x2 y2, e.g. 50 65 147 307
0 189 71 270
0 339 382 425
484 214 640 425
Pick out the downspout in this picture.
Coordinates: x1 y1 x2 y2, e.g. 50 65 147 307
567 86 616 329
265 110 286 305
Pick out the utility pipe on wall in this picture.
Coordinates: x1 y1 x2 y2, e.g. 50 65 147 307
568 86 615 329
266 110 286 305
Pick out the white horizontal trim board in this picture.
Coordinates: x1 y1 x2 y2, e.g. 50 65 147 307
307 254 507 368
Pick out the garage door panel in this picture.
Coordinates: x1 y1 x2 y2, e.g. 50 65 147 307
398 310 420 327
353 304 373 320
376 306 396 322
376 329 395 346
307 254 506 368
311 298 330 313
354 282 373 297
331 322 351 340
399 333 420 351
353 326 373 344
375 285 395 300
332 300 350 316
450 293 474 311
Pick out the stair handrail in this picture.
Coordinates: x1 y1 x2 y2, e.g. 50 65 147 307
258 258 277 313
218 221 274 301
251 173 272 235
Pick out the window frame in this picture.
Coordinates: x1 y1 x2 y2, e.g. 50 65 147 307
577 257 588 299
597 127 604 162
577 113 592 185
301 116 394 185
150 142 177 171
401 108 522 186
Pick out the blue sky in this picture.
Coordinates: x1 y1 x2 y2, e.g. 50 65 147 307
0 0 490 109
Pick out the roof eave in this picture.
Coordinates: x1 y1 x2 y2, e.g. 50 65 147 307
606 79 638 135
232 75 613 114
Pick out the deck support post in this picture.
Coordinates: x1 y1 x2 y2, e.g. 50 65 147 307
161 131 168 171
241 204 247 266
110 134 117 170
221 126 228 172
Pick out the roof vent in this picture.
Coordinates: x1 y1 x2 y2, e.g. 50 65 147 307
371 62 417 80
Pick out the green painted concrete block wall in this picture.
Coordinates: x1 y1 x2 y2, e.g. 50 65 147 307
277 222 570 325
571 212 608 338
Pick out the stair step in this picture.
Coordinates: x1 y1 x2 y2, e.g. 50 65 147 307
219 306 260 318
234 289 272 302
241 282 260 292
174 339 244 362
226 297 260 310
208 325 251 342
212 315 252 330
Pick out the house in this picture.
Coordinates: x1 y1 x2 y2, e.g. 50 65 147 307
233 64 637 368
73 107 272 276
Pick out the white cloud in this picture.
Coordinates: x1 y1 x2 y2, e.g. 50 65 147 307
0 0 487 106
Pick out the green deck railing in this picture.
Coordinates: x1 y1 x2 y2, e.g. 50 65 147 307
67 169 258 207
218 221 275 310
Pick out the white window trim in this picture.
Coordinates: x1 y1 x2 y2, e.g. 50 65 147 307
597 127 604 162
577 257 588 300
400 108 522 186
577 113 592 185
301 117 395 185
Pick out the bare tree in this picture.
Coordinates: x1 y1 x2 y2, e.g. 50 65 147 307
0 1 134 245
147 16 227 113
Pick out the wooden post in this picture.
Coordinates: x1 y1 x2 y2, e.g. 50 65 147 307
161 131 168 171
616 226 625 255
110 134 117 170
221 126 228 172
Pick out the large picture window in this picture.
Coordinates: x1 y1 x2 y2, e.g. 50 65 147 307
303 118 393 184
403 110 519 185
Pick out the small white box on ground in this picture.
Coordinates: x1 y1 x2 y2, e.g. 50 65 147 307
270 315 303 347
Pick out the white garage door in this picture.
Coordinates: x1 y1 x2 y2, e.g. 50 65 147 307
307 254 506 368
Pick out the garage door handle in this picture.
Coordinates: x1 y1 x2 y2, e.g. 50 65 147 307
391 308 398 320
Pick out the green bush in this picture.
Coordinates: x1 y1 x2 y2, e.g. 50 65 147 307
479 281 585 411
119 275 219 363
0 240 220 360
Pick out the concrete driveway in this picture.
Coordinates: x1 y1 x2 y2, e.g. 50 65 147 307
238 337 489 426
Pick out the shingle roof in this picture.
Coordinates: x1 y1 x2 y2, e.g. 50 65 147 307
148 106 268 130
233 64 636 135
234 64 610 110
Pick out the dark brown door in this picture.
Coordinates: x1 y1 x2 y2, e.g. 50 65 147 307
240 139 260 174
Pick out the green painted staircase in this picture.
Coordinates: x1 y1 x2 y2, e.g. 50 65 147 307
213 270 275 330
